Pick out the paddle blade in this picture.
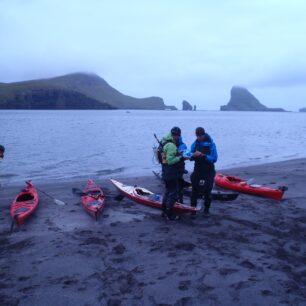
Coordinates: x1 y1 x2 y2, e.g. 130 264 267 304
246 178 254 185
114 194 124 201
72 188 86 197
152 171 162 181
278 186 288 191
54 199 67 206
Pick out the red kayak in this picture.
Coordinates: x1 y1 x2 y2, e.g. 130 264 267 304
81 180 105 220
110 179 199 214
214 173 287 201
10 181 39 226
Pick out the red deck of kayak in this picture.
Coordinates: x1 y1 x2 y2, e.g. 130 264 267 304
110 179 199 214
214 173 286 200
81 180 105 220
10 181 39 226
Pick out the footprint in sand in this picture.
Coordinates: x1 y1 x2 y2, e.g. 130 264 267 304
218 268 239 276
175 242 196 251
178 280 191 291
240 260 256 269
112 243 126 255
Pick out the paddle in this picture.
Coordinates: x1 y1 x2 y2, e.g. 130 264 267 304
246 178 255 185
152 170 161 181
26 181 67 206
10 215 17 234
153 170 192 188
72 186 123 201
72 187 106 200
114 194 124 201
72 187 88 197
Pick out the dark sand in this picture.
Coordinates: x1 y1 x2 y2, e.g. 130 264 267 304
0 159 306 306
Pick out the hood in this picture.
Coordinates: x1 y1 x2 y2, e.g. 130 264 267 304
194 133 214 146
162 133 174 143
198 133 213 142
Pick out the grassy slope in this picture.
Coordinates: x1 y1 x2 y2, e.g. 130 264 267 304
0 73 166 110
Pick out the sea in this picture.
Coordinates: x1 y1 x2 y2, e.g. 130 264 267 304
1 110 305 186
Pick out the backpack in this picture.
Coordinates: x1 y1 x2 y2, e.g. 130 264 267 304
154 140 172 164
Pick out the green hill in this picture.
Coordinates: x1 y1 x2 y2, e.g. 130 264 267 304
0 73 167 110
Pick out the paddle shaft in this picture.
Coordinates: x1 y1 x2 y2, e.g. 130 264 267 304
36 187 56 200
25 181 67 205
72 188 104 199
10 215 17 234
153 133 162 146
10 218 15 234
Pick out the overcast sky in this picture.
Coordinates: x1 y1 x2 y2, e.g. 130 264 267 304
1 0 306 110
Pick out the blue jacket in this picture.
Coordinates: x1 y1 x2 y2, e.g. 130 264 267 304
178 137 187 154
190 133 218 164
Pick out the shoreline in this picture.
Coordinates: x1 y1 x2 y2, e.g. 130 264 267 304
1 156 306 188
1 158 305 305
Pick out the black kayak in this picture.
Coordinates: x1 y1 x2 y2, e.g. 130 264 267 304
153 171 239 202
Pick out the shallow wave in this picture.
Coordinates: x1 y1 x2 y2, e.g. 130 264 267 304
96 167 125 176
95 167 125 175
0 173 18 179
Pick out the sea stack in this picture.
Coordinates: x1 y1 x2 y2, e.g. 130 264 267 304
182 100 193 111
220 86 286 112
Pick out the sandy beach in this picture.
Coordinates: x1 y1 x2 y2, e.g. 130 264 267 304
0 158 306 306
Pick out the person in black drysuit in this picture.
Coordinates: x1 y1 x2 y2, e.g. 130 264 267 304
189 127 218 216
161 127 189 220
0 145 4 159
177 137 189 203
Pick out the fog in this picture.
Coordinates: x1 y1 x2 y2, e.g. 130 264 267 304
1 0 306 110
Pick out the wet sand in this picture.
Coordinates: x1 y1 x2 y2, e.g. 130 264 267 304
0 158 306 306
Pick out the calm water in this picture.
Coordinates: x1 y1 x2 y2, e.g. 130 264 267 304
1 110 306 185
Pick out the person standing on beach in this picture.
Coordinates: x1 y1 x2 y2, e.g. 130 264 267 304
177 136 189 203
0 145 5 159
161 127 189 220
190 127 218 216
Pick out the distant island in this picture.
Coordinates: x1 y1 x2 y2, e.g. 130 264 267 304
220 86 286 112
0 73 175 110
182 100 193 110
299 107 306 112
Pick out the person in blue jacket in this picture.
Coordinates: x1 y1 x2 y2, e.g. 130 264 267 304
189 127 218 216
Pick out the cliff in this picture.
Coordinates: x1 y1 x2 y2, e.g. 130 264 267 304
0 88 115 109
0 73 167 110
220 87 286 112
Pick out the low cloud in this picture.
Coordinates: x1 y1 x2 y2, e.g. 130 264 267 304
1 0 306 110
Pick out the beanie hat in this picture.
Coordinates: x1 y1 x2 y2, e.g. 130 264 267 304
195 127 205 136
171 126 181 136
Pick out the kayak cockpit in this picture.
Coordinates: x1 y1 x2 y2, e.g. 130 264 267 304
16 194 34 202
227 176 243 184
135 188 152 196
86 190 101 195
